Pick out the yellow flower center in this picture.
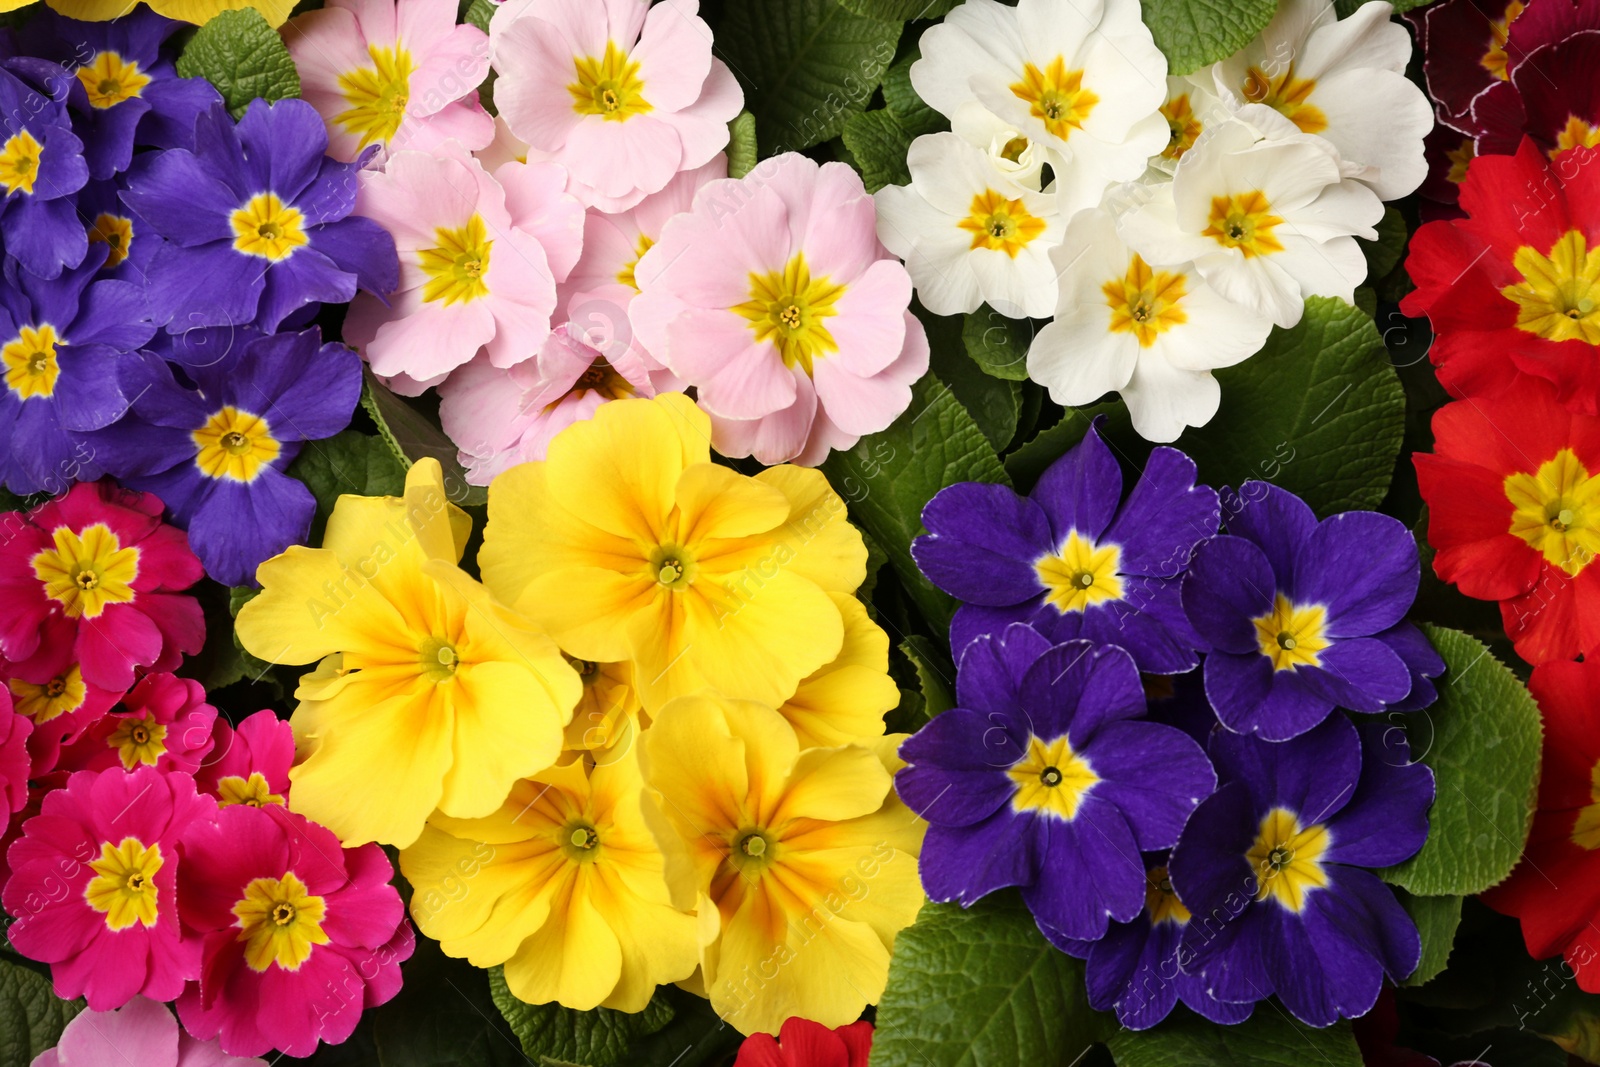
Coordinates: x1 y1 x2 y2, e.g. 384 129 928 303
233 871 330 972
1482 0 1525 81
32 523 140 619
1203 192 1286 258
2 324 61 400
957 189 1049 258
1505 448 1600 576
1446 137 1475 185
335 43 415 150
1247 807 1330 912
1035 531 1123 614
568 358 636 402
1553 115 1600 158
418 636 461 682
419 214 493 306
192 406 281 482
1010 57 1098 142
1240 64 1327 135
107 713 167 769
728 827 779 873
560 821 603 864
1161 92 1203 160
9 666 87 723
1009 734 1100 819
89 213 134 269
569 40 652 121
76 51 150 109
1503 231 1600 344
732 252 846 376
1104 254 1188 347
231 193 308 261
616 233 655 291
85 838 163 931
648 544 696 590
1145 865 1190 926
1571 759 1600 849
0 129 43 196
1253 594 1330 671
217 772 287 808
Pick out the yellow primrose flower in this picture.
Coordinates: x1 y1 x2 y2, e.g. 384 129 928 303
640 693 925 1036
400 750 698 1012
561 656 646 760
16 0 297 26
235 459 581 847
778 593 900 748
480 394 867 713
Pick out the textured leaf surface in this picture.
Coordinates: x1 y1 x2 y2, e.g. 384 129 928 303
1397 890 1464 987
489 967 674 1066
719 0 901 151
834 0 958 18
1106 1011 1361 1066
175 8 300 118
287 429 409 546
924 306 1021 450
1139 0 1279 75
821 373 1010 629
0 959 81 1067
1380 625 1543 896
962 307 1035 382
869 896 1108 1067
727 110 758 178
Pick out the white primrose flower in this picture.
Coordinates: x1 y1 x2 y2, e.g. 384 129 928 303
875 132 1066 319
1117 116 1383 329
911 0 1170 214
1029 208 1274 442
1202 0 1433 201
951 103 1048 191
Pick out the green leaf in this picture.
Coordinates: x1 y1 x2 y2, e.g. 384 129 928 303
727 110 758 178
869 895 1108 1067
1003 401 1132 492
900 634 954 717
361 370 487 507
1362 205 1409 284
923 305 1021 450
460 0 494 32
962 307 1035 382
488 966 675 1066
1337 0 1432 14
1178 295 1406 516
882 48 939 126
1397 889 1463 987
287 429 410 545
1106 1010 1362 1066
841 109 919 192
719 0 901 152
612 987 744 1067
0 958 82 1067
820 373 1010 630
833 0 959 19
175 8 300 119
1139 0 1278 76
1380 625 1543 896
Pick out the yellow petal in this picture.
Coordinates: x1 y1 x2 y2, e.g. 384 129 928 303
639 694 754 841
288 681 454 847
237 546 412 666
518 566 657 664
771 746 892 827
399 827 560 964
436 660 568 820
780 594 896 747
589 862 699 1012
141 0 295 24
673 463 791 544
543 396 707 545
750 466 866 593
404 458 472 564
502 873 624 1010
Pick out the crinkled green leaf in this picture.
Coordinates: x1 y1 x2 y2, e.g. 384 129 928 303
962 307 1035 382
820 373 1009 629
882 48 941 128
841 109 920 192
1397 889 1463 987
869 895 1108 1067
719 0 901 152
488 966 674 1066
1362 205 1409 284
727 110 758 178
1179 296 1406 516
1139 0 1278 75
286 429 410 545
833 0 958 19
1380 625 1543 896
0 958 82 1067
1106 1011 1361 1066
611 987 743 1067
460 0 493 33
361 370 487 507
900 634 954 717
175 8 300 118
923 305 1021 450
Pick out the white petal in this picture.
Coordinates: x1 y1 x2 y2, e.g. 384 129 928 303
1276 233 1369 303
1122 357 1221 442
1305 69 1433 200
1155 280 1275 372
1197 252 1305 328
1027 306 1136 404
1298 0 1411 79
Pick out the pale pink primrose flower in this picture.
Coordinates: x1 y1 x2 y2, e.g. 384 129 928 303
489 0 743 213
440 325 658 484
32 995 266 1067
344 140 584 385
284 0 494 164
630 153 929 466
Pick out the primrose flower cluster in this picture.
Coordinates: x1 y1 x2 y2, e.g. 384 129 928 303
905 425 1442 1028
1401 0 1600 1005
876 0 1430 443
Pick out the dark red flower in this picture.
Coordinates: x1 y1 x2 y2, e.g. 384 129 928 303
1466 0 1600 156
1408 0 1532 127
734 1019 873 1067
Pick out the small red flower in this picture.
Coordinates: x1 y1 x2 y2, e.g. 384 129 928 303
1415 374 1600 664
56 673 217 778
1403 139 1600 413
1483 657 1600 992
734 1018 873 1067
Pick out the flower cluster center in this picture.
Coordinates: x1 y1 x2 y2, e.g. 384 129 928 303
1505 447 1600 576
569 41 652 121
85 837 163 931
1503 230 1600 344
1161 93 1203 160
231 192 308 261
218 772 287 808
959 189 1048 258
1252 594 1329 671
1247 807 1330 912
32 522 140 619
733 252 845 376
233 871 330 972
1010 57 1098 141
336 43 415 149
1104 254 1189 347
89 213 134 268
1481 0 1525 81
1009 734 1099 820
0 129 44 196
76 50 150 109
109 712 167 769
9 667 86 723
1146 865 1190 926
2 323 60 400
1036 531 1123 614
1203 192 1286 258
1240 63 1327 135
419 214 494 306
193 406 281 483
